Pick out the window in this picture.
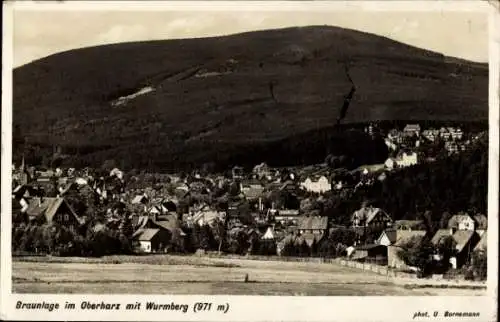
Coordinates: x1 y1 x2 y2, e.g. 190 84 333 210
64 214 69 221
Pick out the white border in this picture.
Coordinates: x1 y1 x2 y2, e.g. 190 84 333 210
2 1 498 321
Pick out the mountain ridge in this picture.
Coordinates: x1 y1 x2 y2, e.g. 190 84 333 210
13 25 488 171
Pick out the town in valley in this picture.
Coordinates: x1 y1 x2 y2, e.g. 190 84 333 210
11 121 488 283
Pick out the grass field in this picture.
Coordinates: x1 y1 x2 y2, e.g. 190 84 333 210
12 255 486 295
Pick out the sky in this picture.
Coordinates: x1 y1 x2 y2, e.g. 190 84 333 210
12 3 489 67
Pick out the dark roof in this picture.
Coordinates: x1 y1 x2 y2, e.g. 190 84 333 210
152 214 186 238
355 243 385 251
352 207 391 224
297 216 328 230
26 197 79 223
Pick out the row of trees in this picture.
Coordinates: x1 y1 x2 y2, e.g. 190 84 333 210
12 221 132 257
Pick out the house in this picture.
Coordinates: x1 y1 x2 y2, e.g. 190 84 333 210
161 200 178 213
452 230 480 268
131 194 149 205
375 225 425 246
473 231 487 254
25 197 82 228
384 158 397 170
445 141 459 154
276 234 296 255
261 226 275 240
403 124 421 136
188 208 225 227
422 129 439 142
351 244 387 261
132 228 171 253
296 216 328 236
227 200 251 220
300 233 323 248
397 152 418 167
431 229 453 246
384 139 397 151
273 209 300 225
253 163 272 180
384 152 418 170
351 206 393 230
232 166 244 180
387 230 427 269
279 180 300 194
448 213 476 231
393 220 425 231
440 127 451 140
376 229 398 246
147 205 162 216
449 127 463 140
300 176 331 194
240 182 265 201
141 214 187 252
473 214 487 236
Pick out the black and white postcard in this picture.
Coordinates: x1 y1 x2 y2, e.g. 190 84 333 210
1 1 498 321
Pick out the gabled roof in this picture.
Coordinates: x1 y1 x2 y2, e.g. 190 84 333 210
394 220 425 230
448 213 474 228
153 214 186 237
277 209 300 216
26 197 80 224
297 216 328 230
133 228 160 241
131 194 148 204
404 124 421 131
352 207 392 224
379 229 397 244
262 226 275 240
242 185 265 200
191 210 224 226
431 229 453 245
392 230 427 247
453 230 476 252
294 235 306 246
302 233 320 247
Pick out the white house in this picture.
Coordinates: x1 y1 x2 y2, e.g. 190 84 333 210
397 152 418 167
262 226 275 240
385 152 418 170
403 124 421 137
448 213 478 231
384 158 397 170
300 176 332 193
384 139 397 151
